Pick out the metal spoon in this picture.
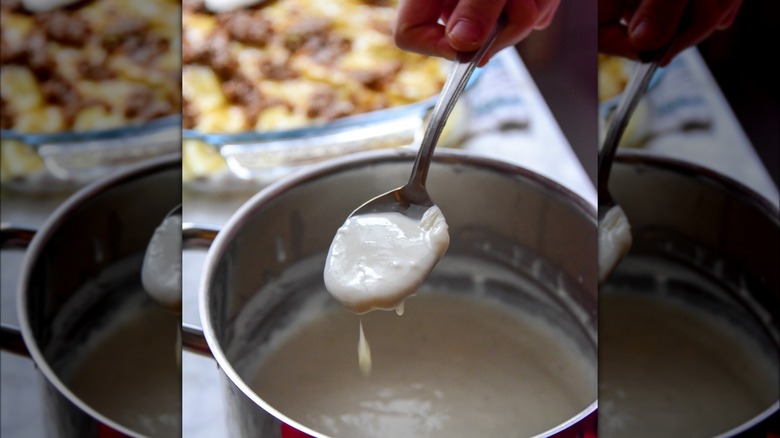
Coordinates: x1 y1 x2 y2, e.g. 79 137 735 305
348 16 506 221
597 53 667 283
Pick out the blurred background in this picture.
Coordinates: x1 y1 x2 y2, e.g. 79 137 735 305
698 0 779 186
517 0 598 185
517 0 778 188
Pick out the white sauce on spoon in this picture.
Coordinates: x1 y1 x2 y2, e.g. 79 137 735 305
357 320 371 376
141 214 182 312
598 206 632 283
324 206 449 314
66 297 181 438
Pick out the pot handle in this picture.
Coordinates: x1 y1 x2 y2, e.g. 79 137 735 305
0 324 29 356
0 223 37 357
182 222 219 250
0 223 36 249
181 323 211 356
0 222 222 358
181 222 220 357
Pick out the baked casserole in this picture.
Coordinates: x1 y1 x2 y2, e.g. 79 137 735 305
182 0 450 181
0 0 180 182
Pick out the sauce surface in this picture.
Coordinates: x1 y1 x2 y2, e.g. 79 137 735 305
65 300 181 437
251 292 595 438
600 291 779 438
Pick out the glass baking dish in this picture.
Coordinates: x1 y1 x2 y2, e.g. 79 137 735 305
1 115 180 192
182 69 480 190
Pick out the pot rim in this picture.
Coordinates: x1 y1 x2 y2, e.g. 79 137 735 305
614 150 779 222
198 148 598 438
16 153 181 438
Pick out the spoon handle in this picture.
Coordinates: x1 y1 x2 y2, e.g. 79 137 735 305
597 59 660 195
407 14 507 189
597 22 687 199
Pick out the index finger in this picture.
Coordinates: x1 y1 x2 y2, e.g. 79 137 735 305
394 0 457 60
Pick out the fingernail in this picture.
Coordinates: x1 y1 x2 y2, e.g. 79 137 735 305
448 19 482 48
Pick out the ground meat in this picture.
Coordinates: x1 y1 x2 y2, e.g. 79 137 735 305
78 60 115 80
181 38 207 65
105 16 149 39
182 30 238 80
37 11 89 46
1 98 15 129
283 17 331 52
182 0 205 12
3 30 57 82
182 98 198 129
203 31 237 79
39 74 77 106
219 11 273 46
305 33 351 64
125 87 173 120
0 39 21 65
350 62 401 91
258 59 298 81
38 74 86 125
101 17 148 52
277 15 349 63
221 74 264 124
307 88 354 120
1 29 51 77
3 3 177 132
0 0 23 12
124 33 169 64
26 31 51 73
98 17 168 63
221 75 254 104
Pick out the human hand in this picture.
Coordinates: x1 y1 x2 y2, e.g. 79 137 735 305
599 0 743 66
394 0 561 65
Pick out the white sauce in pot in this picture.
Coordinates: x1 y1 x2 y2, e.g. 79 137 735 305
324 206 449 314
251 292 596 438
65 298 181 437
600 291 779 437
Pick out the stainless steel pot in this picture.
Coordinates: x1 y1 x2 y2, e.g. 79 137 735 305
600 152 779 437
1 155 182 437
197 149 598 437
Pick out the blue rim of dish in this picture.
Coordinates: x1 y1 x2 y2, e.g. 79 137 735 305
0 114 181 146
183 66 485 146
